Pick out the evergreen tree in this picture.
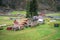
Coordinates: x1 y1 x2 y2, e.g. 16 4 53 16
0 0 2 6
26 0 38 18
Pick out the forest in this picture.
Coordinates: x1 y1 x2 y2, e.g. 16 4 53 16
0 0 60 12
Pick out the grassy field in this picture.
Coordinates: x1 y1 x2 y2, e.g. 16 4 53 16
46 13 60 16
11 11 26 15
0 12 60 40
0 16 13 25
0 24 60 40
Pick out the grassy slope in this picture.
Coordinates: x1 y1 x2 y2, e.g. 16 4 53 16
0 16 13 25
0 24 60 40
46 12 60 16
11 11 26 15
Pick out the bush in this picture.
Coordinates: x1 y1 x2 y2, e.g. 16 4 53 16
0 26 3 30
48 22 60 27
45 18 51 22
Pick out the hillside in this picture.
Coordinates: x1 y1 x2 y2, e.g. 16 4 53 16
0 0 60 12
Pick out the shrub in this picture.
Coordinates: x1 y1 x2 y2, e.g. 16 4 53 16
0 26 3 30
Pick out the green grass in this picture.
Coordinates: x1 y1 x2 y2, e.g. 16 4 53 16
0 24 60 40
46 13 60 16
0 16 13 25
11 11 26 15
